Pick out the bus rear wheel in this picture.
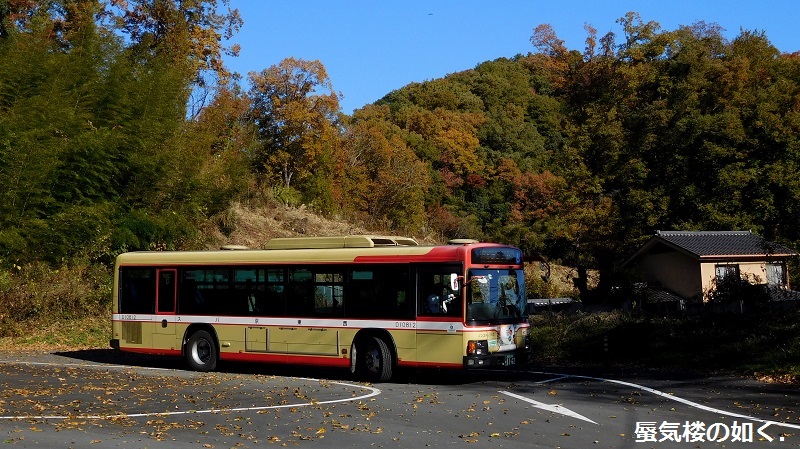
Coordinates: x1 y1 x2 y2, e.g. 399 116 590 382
360 336 393 382
186 330 218 372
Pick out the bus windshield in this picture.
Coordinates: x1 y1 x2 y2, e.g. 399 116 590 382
466 268 526 322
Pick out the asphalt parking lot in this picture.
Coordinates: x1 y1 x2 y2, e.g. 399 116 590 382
1 350 798 448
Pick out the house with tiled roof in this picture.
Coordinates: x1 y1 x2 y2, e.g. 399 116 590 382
624 231 799 302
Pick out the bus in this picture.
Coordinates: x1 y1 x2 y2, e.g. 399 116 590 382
110 235 530 381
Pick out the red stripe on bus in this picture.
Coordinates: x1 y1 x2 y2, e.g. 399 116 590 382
119 347 182 357
397 360 463 369
415 316 462 322
353 246 465 263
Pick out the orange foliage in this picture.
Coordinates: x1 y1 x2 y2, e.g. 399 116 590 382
402 107 485 177
498 158 565 223
248 57 341 188
339 105 430 230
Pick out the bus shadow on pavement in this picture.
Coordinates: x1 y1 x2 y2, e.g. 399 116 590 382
54 348 187 370
54 348 529 386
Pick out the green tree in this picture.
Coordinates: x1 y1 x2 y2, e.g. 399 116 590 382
0 0 246 264
0 0 122 263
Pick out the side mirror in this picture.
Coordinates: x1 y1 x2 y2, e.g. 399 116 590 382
450 273 460 291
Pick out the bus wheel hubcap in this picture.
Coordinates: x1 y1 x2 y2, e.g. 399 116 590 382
365 349 379 373
194 340 210 363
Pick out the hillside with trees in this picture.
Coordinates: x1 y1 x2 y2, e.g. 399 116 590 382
369 15 800 301
2 2 800 314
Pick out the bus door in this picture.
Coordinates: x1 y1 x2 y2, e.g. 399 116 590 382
153 268 178 350
415 266 463 365
283 268 342 357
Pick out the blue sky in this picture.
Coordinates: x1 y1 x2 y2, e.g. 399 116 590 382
223 1 800 114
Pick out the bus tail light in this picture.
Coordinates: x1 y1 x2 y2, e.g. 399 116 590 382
467 340 488 356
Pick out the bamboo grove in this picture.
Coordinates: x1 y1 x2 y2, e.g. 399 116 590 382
2 3 800 300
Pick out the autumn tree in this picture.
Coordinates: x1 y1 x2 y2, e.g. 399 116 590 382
247 58 341 200
108 0 242 115
339 105 430 231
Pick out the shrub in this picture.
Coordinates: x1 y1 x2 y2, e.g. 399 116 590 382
0 262 112 337
705 273 771 305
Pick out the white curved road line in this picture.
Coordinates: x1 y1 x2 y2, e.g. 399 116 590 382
530 370 800 431
0 360 381 420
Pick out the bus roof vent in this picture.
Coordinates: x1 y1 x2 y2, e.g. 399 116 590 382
264 235 419 250
448 239 479 245
370 236 419 247
220 245 249 250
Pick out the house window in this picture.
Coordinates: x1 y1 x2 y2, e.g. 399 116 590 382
766 263 786 286
715 264 740 282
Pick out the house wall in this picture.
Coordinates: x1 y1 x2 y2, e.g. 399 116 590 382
638 251 702 299
700 261 788 298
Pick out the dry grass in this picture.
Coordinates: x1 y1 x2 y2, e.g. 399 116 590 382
0 314 111 352
201 201 442 250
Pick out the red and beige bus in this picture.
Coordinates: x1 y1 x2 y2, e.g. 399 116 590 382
110 235 530 381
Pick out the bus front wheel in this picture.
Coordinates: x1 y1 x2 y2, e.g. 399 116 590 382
186 330 218 372
360 336 392 382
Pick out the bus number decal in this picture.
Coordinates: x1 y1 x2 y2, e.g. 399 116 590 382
396 321 416 329
120 314 136 321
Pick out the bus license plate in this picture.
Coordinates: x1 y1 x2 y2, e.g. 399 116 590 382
502 354 515 366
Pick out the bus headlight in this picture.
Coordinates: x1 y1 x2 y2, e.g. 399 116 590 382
467 340 488 356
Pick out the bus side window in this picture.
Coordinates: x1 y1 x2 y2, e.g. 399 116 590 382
234 269 264 315
264 284 285 315
119 268 156 314
287 268 314 316
313 272 344 316
182 279 204 314
264 268 286 316
418 268 461 316
346 267 410 319
243 279 257 314
388 269 411 318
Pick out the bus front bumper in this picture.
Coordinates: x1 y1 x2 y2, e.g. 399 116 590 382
463 349 527 369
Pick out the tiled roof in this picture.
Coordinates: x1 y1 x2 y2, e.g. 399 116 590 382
643 288 686 303
655 230 798 257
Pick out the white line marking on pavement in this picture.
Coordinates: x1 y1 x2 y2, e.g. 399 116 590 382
0 360 381 420
533 375 570 384
531 371 800 431
500 390 598 424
